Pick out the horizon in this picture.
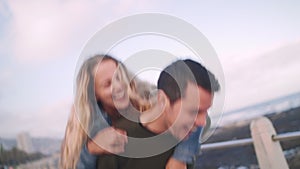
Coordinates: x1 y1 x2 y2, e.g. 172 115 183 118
1 91 299 140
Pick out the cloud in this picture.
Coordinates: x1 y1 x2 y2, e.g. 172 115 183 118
4 0 110 63
0 111 21 138
28 99 72 138
7 1 76 62
0 0 11 22
223 41 300 111
257 41 300 70
0 68 12 83
0 0 157 139
0 67 14 104
0 99 72 138
4 0 156 64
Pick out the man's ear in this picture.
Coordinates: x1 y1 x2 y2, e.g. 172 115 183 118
157 90 170 110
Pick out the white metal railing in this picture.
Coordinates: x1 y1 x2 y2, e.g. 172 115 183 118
201 138 253 151
199 117 300 169
201 131 300 151
273 131 300 142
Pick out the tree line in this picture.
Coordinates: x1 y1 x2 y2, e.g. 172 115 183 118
0 144 45 166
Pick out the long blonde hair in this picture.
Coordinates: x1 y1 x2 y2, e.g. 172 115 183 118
60 55 153 169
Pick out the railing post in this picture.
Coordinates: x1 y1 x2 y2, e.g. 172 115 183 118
250 117 289 169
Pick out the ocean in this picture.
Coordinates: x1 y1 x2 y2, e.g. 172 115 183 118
219 92 300 126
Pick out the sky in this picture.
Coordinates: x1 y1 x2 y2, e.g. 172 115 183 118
0 0 300 139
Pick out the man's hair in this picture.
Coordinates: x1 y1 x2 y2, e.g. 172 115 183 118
157 59 220 104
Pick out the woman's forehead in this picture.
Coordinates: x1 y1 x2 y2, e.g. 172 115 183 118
95 60 118 80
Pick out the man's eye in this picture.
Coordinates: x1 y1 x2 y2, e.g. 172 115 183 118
115 74 122 82
191 111 198 115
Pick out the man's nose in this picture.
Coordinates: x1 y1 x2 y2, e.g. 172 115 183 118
195 112 207 127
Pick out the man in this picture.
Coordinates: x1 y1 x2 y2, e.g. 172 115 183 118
97 59 220 169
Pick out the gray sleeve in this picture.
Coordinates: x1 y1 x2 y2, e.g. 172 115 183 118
77 143 97 169
77 108 111 169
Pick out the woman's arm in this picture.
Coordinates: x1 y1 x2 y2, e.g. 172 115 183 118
77 142 98 169
77 127 128 169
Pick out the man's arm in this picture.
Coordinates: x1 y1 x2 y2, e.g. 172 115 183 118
166 116 211 169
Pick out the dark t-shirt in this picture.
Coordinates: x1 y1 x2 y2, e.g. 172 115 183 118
97 118 178 169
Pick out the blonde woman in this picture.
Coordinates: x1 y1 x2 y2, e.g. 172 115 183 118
60 55 204 169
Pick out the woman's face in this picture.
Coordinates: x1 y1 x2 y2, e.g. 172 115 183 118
94 59 130 114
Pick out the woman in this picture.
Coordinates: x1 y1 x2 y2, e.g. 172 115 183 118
60 54 202 169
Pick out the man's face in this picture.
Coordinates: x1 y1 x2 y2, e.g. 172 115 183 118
167 81 213 140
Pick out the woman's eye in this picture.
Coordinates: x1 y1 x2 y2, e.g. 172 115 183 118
103 81 111 87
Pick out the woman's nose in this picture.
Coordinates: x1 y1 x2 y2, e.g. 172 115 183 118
112 79 123 92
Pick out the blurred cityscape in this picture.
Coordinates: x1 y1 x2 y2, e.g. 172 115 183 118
0 132 61 169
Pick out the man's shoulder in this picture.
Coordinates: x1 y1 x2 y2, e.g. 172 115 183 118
115 117 156 138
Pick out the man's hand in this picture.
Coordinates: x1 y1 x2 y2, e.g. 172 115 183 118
166 157 187 169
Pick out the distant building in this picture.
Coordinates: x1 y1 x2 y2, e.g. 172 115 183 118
17 132 34 153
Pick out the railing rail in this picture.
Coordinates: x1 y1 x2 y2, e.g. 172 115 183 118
201 138 253 151
201 131 300 151
199 117 300 169
273 131 300 142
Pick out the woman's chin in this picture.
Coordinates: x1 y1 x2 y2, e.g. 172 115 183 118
114 99 130 110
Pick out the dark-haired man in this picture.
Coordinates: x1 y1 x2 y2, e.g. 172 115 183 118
97 59 220 169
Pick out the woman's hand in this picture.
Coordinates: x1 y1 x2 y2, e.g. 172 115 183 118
87 127 128 155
